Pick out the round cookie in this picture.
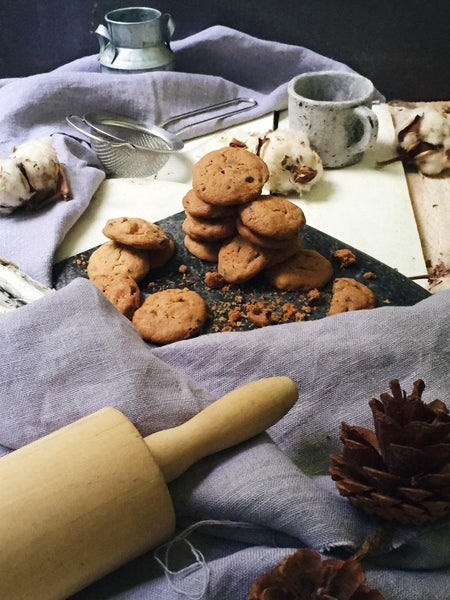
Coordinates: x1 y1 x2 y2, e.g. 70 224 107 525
327 277 376 316
264 236 304 268
182 213 236 241
148 237 175 269
192 147 269 206
182 189 236 219
87 241 150 282
236 216 299 250
102 217 169 250
132 288 207 345
183 235 222 262
264 248 333 291
91 273 141 319
218 235 272 284
238 195 306 240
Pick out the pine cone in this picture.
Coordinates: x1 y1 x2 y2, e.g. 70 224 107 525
330 379 450 525
246 548 384 600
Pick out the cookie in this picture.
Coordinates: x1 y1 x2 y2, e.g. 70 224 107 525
264 248 333 291
148 237 175 269
182 213 236 241
327 278 376 316
182 189 236 219
264 237 304 268
236 216 300 250
192 147 269 206
183 235 222 262
87 241 150 282
238 195 306 240
132 288 207 345
102 217 169 250
91 273 141 319
218 235 272 284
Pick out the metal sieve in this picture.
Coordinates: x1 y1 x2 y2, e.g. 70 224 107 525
66 97 257 178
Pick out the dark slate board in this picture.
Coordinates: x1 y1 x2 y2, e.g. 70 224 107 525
52 211 430 336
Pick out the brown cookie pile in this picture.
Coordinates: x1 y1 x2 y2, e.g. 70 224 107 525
184 146 332 291
182 145 270 263
87 216 208 344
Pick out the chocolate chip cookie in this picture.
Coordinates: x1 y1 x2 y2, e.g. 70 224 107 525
132 288 208 345
192 147 269 206
264 248 333 291
182 213 236 241
238 195 306 240
327 277 376 315
148 237 175 269
87 241 150 282
218 235 272 284
102 217 169 250
236 216 300 250
182 189 236 219
183 235 223 262
91 273 141 319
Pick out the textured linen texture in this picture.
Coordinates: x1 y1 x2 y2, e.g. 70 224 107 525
0 279 448 599
0 25 382 286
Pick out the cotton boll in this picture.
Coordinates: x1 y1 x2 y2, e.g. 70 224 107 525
258 129 323 195
204 128 323 195
12 136 60 192
397 107 450 175
0 158 34 214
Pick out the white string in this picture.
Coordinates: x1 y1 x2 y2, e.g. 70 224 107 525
153 519 260 599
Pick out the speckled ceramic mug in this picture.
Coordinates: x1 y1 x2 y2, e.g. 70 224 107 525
288 71 378 168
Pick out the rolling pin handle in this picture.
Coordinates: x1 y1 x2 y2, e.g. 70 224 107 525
144 376 298 483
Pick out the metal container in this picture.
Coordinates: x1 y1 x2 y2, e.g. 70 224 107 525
96 6 175 74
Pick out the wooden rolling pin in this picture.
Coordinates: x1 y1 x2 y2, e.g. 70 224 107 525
0 376 298 600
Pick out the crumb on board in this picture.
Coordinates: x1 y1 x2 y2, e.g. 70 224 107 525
205 271 227 289
332 248 356 268
363 271 376 279
306 288 321 305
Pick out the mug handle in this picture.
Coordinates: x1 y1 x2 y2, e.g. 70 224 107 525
352 105 379 155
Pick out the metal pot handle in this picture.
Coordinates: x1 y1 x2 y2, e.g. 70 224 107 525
161 13 175 45
95 24 112 53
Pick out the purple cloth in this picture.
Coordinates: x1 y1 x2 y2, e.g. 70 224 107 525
0 279 448 599
0 26 382 286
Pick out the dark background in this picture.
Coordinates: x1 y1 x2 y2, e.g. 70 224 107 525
0 0 448 100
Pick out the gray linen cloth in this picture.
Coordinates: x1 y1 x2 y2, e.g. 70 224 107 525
0 25 382 287
0 278 449 599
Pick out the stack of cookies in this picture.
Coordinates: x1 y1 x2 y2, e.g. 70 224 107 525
182 146 270 262
184 146 333 291
87 216 175 319
87 216 209 345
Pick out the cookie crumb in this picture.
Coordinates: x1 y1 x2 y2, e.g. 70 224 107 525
333 248 356 268
294 312 307 322
228 308 243 326
178 264 188 274
246 301 273 328
282 302 297 320
363 271 376 279
205 271 227 289
306 288 321 305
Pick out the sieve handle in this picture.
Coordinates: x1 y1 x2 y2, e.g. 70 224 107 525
66 115 132 147
158 97 258 134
